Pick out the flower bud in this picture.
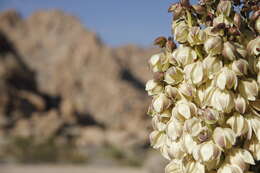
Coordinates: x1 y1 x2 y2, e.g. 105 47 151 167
145 80 163 96
164 66 184 85
166 118 183 141
245 114 260 141
179 82 196 98
181 133 197 154
184 117 202 137
227 113 249 136
232 59 248 76
234 13 241 29
172 21 189 43
234 94 247 114
193 141 221 161
150 130 167 149
185 161 205 173
213 127 236 149
203 55 223 79
184 61 205 85
166 37 177 52
154 36 167 48
227 148 255 171
180 0 190 8
167 140 185 159
247 37 260 56
149 53 170 72
172 45 197 67
218 164 243 173
217 0 232 16
195 81 215 107
165 159 184 173
213 14 232 27
222 42 237 61
165 85 181 100
172 100 197 121
199 108 220 124
238 79 259 101
152 115 167 131
204 36 223 56
197 127 212 143
187 27 207 46
210 88 235 113
152 93 172 113
246 136 260 160
234 43 247 58
215 67 237 90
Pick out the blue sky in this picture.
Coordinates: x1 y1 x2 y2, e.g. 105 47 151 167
0 0 195 47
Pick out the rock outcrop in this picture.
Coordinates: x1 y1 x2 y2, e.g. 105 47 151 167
0 10 159 158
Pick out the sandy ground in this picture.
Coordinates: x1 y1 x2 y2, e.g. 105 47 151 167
1 165 148 173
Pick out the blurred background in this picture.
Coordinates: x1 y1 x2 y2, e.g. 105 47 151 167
0 0 181 173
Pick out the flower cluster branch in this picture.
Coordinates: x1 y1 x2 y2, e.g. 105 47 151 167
146 0 260 172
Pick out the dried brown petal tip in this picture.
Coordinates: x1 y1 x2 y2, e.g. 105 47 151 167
180 0 191 8
211 23 226 32
154 36 167 48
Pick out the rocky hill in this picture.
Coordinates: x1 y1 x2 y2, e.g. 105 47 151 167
0 10 161 165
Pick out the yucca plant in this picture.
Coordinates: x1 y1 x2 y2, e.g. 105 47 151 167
145 0 260 173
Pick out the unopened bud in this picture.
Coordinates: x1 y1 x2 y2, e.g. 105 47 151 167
232 59 248 76
211 23 226 33
213 127 236 149
180 0 190 8
164 66 183 85
165 85 181 100
204 36 223 56
227 148 255 171
227 113 249 136
152 93 172 113
222 41 237 61
145 79 163 96
234 95 247 114
166 37 176 52
216 67 237 90
234 13 241 28
238 79 259 101
217 0 232 16
154 36 167 48
184 117 202 136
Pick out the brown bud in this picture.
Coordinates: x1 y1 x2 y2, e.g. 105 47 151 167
166 37 176 52
211 23 226 32
234 13 241 28
192 5 206 15
180 0 191 8
154 36 167 48
168 3 179 13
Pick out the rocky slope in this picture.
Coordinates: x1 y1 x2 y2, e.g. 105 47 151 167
0 10 160 163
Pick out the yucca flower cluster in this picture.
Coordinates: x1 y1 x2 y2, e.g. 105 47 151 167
145 0 260 173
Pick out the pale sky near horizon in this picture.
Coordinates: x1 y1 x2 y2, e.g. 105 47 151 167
0 0 196 47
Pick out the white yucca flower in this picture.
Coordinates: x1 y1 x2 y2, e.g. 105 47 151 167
146 0 260 172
